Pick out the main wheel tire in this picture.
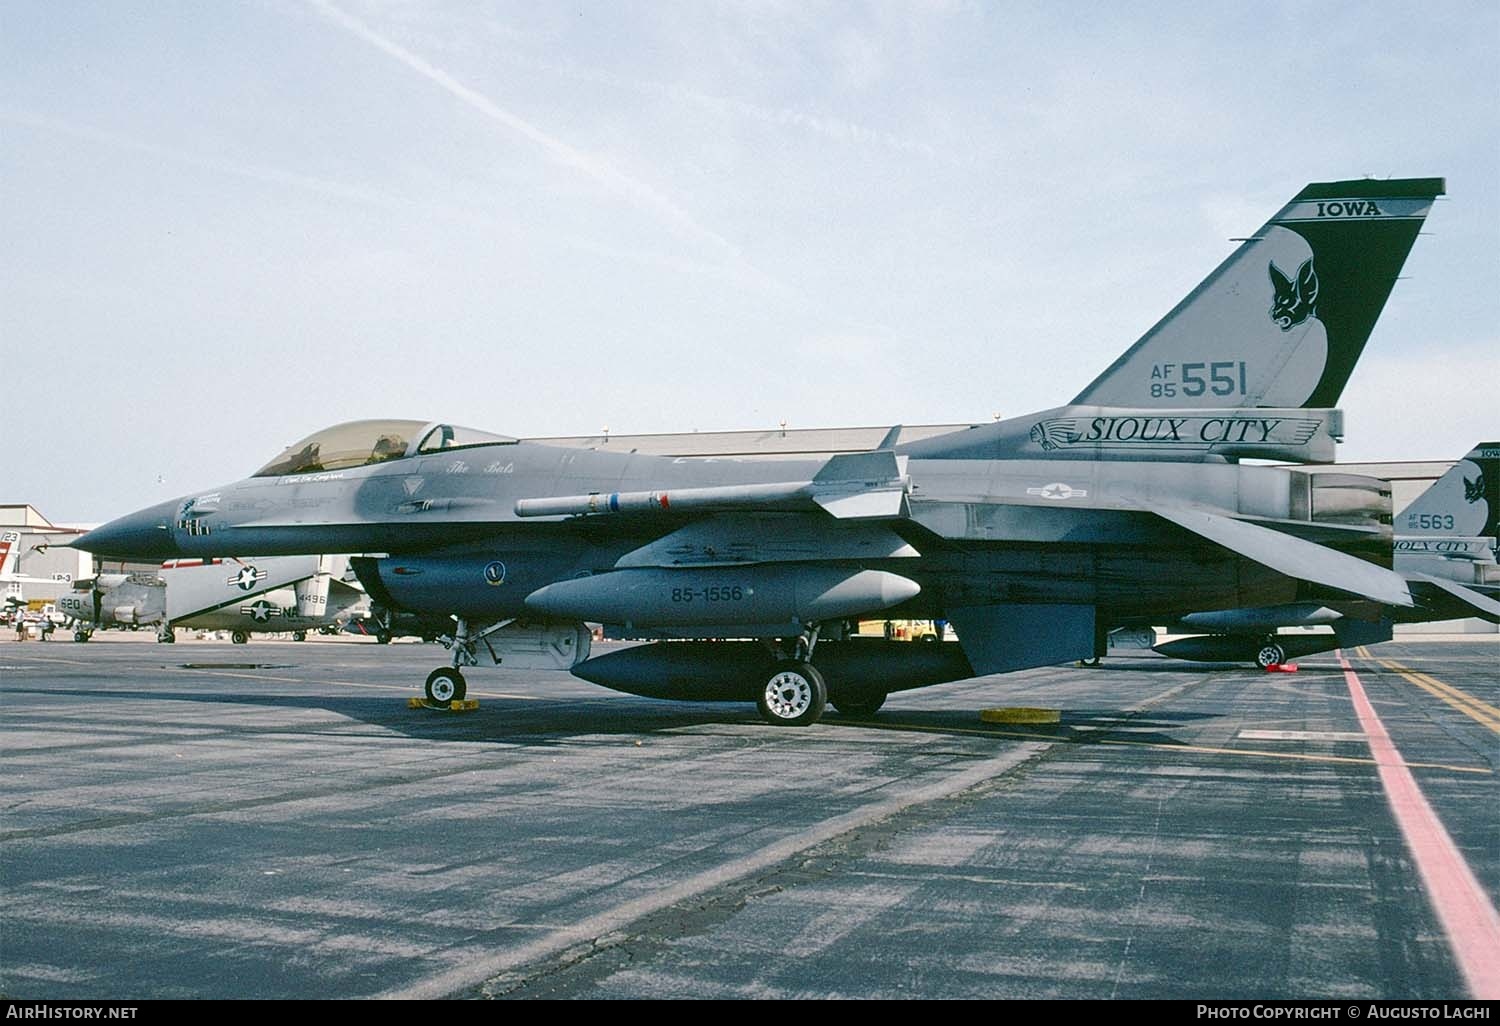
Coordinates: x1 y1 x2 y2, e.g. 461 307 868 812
158 628 175 644
1256 641 1286 669
231 630 249 645
74 630 91 643
425 666 467 704
292 630 307 642
376 631 391 645
756 661 827 726
830 691 886 718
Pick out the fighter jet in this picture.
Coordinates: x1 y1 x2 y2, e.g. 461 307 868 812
79 177 1444 724
1154 442 1500 667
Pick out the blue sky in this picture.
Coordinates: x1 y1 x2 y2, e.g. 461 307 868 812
4 1 1496 521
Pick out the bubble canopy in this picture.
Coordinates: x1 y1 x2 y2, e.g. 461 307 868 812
253 420 516 477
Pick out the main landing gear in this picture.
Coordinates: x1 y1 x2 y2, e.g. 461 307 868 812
756 624 885 726
1256 639 1287 669
757 661 827 726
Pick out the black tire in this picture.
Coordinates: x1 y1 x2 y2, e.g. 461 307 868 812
292 630 307 642
1256 642 1286 669
830 691 886 718
158 628 175 644
74 630 91 643
425 666 467 703
376 631 391 645
232 630 249 645
755 661 827 726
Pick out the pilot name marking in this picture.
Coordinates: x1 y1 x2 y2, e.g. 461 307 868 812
277 472 345 484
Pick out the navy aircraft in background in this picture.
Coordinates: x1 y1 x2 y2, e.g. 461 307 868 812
59 555 343 643
80 178 1445 724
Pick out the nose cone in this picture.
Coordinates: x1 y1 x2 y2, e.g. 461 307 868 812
75 499 182 559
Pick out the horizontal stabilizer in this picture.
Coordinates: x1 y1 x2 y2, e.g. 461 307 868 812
1146 504 1412 607
1409 573 1500 623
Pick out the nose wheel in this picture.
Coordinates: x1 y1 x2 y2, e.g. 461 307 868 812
425 666 467 703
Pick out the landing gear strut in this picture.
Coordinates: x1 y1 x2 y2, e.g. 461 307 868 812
420 617 516 704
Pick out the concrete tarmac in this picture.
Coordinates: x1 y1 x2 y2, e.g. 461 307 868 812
1 634 1495 999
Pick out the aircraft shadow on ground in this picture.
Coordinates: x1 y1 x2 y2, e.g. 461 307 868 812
7 685 1220 751
1084 658 1341 674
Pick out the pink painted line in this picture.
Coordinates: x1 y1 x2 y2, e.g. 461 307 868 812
1338 650 1500 998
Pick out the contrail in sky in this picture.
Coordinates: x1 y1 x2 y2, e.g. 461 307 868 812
304 0 754 268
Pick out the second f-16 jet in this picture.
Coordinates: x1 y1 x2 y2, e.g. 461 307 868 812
79 177 1445 724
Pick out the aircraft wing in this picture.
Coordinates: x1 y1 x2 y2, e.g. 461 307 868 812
1144 504 1412 608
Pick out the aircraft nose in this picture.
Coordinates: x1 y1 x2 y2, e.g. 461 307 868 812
75 499 182 558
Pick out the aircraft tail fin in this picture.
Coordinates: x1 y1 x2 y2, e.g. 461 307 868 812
1398 443 1500 538
1072 177 1444 410
0 531 18 577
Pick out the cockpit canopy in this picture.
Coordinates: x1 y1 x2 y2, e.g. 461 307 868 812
253 420 516 477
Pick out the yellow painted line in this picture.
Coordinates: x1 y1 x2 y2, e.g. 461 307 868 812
1097 737 1490 775
862 721 1492 775
979 707 1061 724
1372 658 1500 734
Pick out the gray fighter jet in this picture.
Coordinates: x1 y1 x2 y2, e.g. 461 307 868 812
79 177 1444 724
1154 441 1500 667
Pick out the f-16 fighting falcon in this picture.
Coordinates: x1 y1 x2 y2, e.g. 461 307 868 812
79 178 1445 725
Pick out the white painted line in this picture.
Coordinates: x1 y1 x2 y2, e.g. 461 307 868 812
1338 650 1500 999
1237 729 1367 742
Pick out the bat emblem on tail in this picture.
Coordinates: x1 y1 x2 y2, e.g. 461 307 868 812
1268 258 1319 331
